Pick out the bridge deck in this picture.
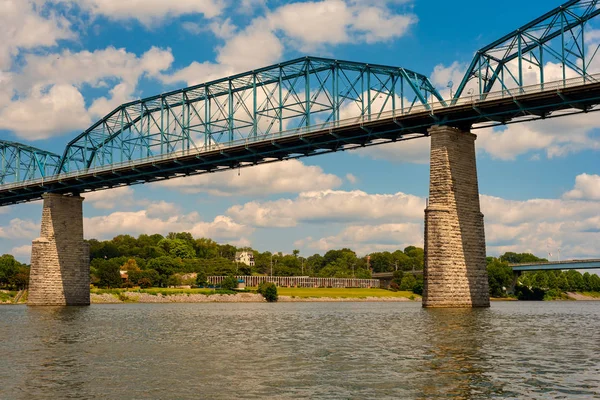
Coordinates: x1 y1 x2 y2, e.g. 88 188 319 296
510 259 600 271
2 77 600 206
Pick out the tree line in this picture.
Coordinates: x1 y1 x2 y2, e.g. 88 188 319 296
85 232 425 288
1 233 598 299
487 252 600 299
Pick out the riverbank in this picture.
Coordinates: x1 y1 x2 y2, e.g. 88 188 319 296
91 287 419 303
4 289 600 304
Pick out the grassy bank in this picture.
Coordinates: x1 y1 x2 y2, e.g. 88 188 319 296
274 287 418 299
580 291 600 298
91 288 237 296
0 290 17 303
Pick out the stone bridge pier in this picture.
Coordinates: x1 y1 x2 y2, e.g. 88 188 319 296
28 193 90 306
423 125 490 308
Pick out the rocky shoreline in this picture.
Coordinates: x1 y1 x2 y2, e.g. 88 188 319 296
91 292 416 304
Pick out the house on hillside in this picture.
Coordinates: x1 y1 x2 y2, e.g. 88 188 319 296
235 251 255 267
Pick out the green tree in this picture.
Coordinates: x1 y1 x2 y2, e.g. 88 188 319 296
258 281 278 302
486 258 513 297
220 276 238 291
96 261 122 288
194 238 219 259
400 274 417 291
195 271 208 287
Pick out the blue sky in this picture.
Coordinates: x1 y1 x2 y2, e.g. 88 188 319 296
1 0 599 263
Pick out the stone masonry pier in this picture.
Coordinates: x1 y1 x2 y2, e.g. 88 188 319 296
28 193 90 306
423 125 490 308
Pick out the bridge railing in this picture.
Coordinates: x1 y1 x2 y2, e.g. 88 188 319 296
2 73 600 192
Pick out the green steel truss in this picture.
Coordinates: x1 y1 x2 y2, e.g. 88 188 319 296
57 56 442 173
455 0 600 99
0 140 61 185
3 0 600 197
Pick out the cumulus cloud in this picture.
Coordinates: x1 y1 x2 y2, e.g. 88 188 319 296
83 204 252 242
1 46 174 139
58 0 225 27
227 190 425 228
0 218 39 240
563 174 600 200
162 0 417 85
156 160 342 196
295 223 422 254
84 186 140 210
0 1 75 70
0 84 90 140
10 245 32 261
476 113 600 161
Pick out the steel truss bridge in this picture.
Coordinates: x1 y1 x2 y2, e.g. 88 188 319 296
2 0 600 206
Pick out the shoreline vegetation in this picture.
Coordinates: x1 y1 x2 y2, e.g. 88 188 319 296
3 288 600 305
2 233 599 304
93 287 420 304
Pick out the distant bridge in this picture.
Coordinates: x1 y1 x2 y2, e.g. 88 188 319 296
510 259 600 272
5 0 600 307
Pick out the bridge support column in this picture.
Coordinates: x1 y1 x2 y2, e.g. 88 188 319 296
423 125 489 308
28 193 90 306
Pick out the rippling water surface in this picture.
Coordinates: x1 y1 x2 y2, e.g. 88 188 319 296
1 302 599 399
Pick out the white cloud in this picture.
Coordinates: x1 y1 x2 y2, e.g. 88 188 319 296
216 18 284 70
346 173 358 184
84 186 139 210
295 223 422 254
481 194 600 259
64 0 225 27
10 245 32 261
157 160 342 196
83 206 252 242
227 190 425 228
476 113 600 161
563 174 600 200
0 218 39 240
2 46 174 139
159 61 229 87
162 0 417 85
0 1 75 70
0 83 91 140
266 0 416 50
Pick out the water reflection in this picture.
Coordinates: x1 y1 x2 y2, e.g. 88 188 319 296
416 308 492 399
18 307 91 399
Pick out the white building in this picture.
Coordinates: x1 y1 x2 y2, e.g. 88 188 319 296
235 251 255 267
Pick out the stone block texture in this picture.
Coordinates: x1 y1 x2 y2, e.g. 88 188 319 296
423 125 490 308
28 194 90 306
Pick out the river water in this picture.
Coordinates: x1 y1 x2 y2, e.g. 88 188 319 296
1 301 599 399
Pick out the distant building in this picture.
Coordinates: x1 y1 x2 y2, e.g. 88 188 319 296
235 251 255 267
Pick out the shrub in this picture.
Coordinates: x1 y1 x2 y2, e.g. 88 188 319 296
257 281 278 302
412 281 424 296
400 274 417 291
389 282 399 292
196 271 208 287
220 276 239 291
138 278 152 289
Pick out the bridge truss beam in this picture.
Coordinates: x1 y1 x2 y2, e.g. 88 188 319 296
455 0 600 100
0 140 62 185
57 56 443 175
